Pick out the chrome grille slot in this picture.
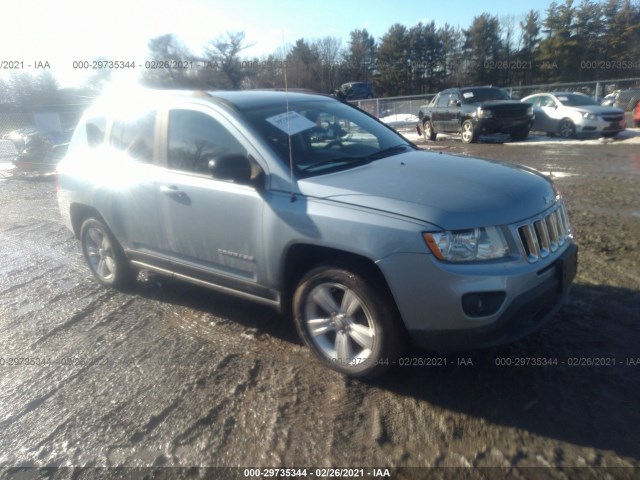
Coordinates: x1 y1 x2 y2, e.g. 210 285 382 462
516 202 571 263
534 219 550 258
602 114 623 122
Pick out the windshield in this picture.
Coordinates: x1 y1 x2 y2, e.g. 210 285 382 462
461 88 512 104
240 98 413 177
555 94 598 106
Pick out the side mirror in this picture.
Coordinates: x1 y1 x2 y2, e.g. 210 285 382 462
208 154 258 186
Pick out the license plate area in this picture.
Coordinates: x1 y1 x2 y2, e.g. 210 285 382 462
555 244 578 293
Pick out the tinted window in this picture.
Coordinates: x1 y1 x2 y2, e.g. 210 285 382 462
556 94 598 107
111 111 156 163
462 88 512 103
168 110 246 175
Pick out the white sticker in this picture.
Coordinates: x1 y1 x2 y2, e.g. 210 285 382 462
557 96 568 102
463 92 474 99
266 111 317 136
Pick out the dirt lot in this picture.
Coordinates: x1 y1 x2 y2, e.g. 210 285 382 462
0 134 639 479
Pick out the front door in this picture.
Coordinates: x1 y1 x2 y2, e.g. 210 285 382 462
157 106 265 289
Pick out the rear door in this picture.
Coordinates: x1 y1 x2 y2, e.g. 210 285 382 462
105 108 170 263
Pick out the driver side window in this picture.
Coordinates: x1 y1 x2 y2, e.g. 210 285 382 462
168 109 246 175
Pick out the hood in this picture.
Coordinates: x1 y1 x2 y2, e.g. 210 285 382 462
297 150 557 230
570 106 625 115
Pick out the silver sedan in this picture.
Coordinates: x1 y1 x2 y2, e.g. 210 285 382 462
522 92 626 138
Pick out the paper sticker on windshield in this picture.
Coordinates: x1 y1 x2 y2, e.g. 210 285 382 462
266 111 317 136
463 92 474 99
557 96 568 102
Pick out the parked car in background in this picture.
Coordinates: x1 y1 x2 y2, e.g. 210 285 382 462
522 92 626 138
5 128 71 172
418 87 534 143
633 99 640 127
600 88 640 111
334 82 374 100
58 89 577 378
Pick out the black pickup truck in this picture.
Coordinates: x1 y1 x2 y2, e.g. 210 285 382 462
418 87 534 143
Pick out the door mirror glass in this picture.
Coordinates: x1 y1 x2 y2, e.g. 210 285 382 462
208 154 262 186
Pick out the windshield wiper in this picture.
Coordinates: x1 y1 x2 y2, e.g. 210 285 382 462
365 144 411 160
301 144 412 173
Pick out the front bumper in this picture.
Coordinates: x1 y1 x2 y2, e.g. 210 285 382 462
378 243 578 352
473 116 534 134
576 117 626 135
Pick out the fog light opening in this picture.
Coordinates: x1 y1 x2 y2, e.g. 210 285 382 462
461 292 506 317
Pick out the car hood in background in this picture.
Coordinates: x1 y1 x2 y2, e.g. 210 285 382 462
298 150 556 230
562 105 625 116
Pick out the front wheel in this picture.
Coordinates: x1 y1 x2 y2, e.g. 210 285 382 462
293 264 404 378
461 120 479 144
80 218 137 289
558 119 576 139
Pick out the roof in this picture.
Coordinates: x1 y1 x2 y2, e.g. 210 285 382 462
205 90 335 110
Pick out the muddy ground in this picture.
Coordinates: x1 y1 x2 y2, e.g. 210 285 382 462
0 135 639 479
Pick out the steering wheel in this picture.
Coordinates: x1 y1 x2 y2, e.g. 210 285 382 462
323 139 343 149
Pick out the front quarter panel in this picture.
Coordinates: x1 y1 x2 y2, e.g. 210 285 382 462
261 190 431 288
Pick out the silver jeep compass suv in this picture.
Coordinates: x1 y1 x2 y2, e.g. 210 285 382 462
57 88 578 377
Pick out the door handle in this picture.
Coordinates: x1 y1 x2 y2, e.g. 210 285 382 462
160 185 190 204
160 185 183 195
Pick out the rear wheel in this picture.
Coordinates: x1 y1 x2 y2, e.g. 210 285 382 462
293 264 404 378
461 120 479 144
558 119 576 139
80 218 137 289
423 120 436 141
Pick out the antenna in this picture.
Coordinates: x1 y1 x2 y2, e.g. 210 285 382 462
282 30 296 202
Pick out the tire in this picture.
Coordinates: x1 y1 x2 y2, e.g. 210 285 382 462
292 264 404 378
510 127 529 141
80 218 137 289
461 119 479 144
558 119 576 139
601 132 618 138
634 120 640 128
423 120 436 141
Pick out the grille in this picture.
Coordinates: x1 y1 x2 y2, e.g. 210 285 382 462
496 108 527 119
517 202 571 263
601 114 623 122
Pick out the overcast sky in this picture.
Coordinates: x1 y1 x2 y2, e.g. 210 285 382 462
1 0 558 86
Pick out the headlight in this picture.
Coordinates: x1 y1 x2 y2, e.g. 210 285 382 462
583 112 598 120
423 227 510 262
476 107 494 119
526 106 533 116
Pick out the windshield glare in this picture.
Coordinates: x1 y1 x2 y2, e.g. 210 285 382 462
462 88 512 104
556 94 598 106
241 99 411 176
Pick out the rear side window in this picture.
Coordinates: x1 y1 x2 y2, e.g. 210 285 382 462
168 109 246 175
86 116 107 148
110 110 156 163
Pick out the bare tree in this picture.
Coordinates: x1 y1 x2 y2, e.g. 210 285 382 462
204 31 254 89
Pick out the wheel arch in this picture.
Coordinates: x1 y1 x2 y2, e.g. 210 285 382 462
279 243 400 319
70 203 107 239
